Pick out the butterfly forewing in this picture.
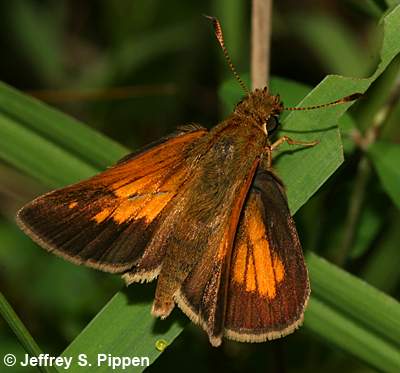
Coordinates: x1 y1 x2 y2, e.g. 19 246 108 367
17 127 208 274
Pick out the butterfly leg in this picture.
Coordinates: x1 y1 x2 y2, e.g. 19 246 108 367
271 136 318 151
263 146 273 168
262 136 318 169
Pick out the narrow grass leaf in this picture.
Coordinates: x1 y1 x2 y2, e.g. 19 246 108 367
307 253 400 347
305 297 400 372
62 287 185 373
367 140 400 208
0 292 58 373
0 82 128 170
0 113 98 188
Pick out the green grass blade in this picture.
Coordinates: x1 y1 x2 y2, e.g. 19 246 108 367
0 81 128 170
367 140 400 208
289 13 372 77
62 287 186 372
361 214 400 293
0 292 59 373
305 298 400 372
307 253 400 347
0 112 98 188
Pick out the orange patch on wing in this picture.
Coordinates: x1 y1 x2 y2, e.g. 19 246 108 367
106 162 189 224
111 200 140 224
68 202 78 209
92 192 174 225
245 254 257 292
92 208 112 223
233 198 285 299
112 175 159 197
233 242 247 281
93 130 206 189
92 164 186 226
273 253 285 283
135 192 173 223
112 161 190 198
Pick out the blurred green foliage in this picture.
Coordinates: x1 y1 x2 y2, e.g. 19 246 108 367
0 1 399 372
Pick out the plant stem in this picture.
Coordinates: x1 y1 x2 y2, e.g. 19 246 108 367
251 0 272 88
0 292 57 373
335 156 371 265
337 69 400 265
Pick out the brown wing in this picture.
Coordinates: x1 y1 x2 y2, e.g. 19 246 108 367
173 158 260 347
224 169 310 343
17 126 208 278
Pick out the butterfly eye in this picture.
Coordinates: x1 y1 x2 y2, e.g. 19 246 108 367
266 115 280 134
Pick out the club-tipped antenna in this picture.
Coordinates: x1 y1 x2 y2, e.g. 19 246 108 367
205 15 250 96
284 93 363 111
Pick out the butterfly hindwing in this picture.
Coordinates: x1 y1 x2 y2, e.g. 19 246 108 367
173 157 260 346
17 127 208 274
224 168 310 342
172 162 309 346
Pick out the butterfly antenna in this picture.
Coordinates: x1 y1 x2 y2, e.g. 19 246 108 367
284 93 363 111
205 15 250 96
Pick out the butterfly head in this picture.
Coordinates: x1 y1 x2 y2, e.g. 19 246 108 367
234 87 283 136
